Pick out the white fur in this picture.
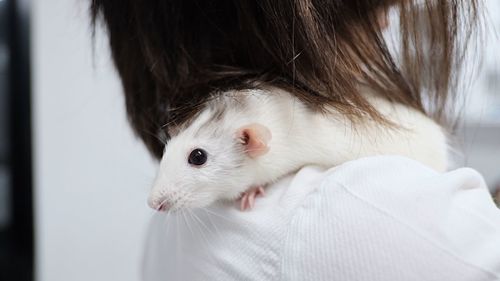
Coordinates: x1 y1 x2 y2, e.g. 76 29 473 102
149 87 448 210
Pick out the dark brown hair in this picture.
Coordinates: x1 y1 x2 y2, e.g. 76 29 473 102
91 0 479 159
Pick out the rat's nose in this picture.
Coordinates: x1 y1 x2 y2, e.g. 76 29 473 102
148 196 172 212
157 201 171 212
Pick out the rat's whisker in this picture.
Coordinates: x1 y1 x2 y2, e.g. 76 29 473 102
187 210 221 263
180 196 216 236
189 210 213 237
201 208 222 237
181 210 196 240
203 208 247 224
167 210 175 226
161 210 172 232
187 210 215 254
186 211 202 238
175 213 182 256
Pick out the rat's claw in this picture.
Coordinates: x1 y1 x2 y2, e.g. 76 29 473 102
239 186 265 211
240 193 249 211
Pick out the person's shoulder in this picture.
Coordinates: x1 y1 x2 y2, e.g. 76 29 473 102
275 155 491 216
314 155 495 225
320 155 487 203
281 156 500 281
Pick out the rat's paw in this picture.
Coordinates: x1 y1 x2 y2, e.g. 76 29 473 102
239 186 265 211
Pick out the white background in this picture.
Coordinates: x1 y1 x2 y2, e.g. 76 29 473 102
31 1 499 281
32 0 157 281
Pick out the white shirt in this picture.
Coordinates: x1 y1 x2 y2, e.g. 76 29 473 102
142 156 500 281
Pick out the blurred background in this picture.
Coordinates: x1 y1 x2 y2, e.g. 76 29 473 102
0 0 498 281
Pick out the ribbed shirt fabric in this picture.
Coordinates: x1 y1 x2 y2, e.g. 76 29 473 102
142 156 500 281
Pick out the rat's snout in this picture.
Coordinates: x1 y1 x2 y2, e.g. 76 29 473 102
148 185 192 211
148 195 172 212
157 200 172 212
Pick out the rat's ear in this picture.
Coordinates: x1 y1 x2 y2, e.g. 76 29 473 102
236 123 272 158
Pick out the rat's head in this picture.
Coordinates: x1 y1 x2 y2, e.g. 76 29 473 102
148 109 271 212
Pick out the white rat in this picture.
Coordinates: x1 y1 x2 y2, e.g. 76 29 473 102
148 87 448 211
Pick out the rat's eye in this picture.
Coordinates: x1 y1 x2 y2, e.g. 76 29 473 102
188 149 208 166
